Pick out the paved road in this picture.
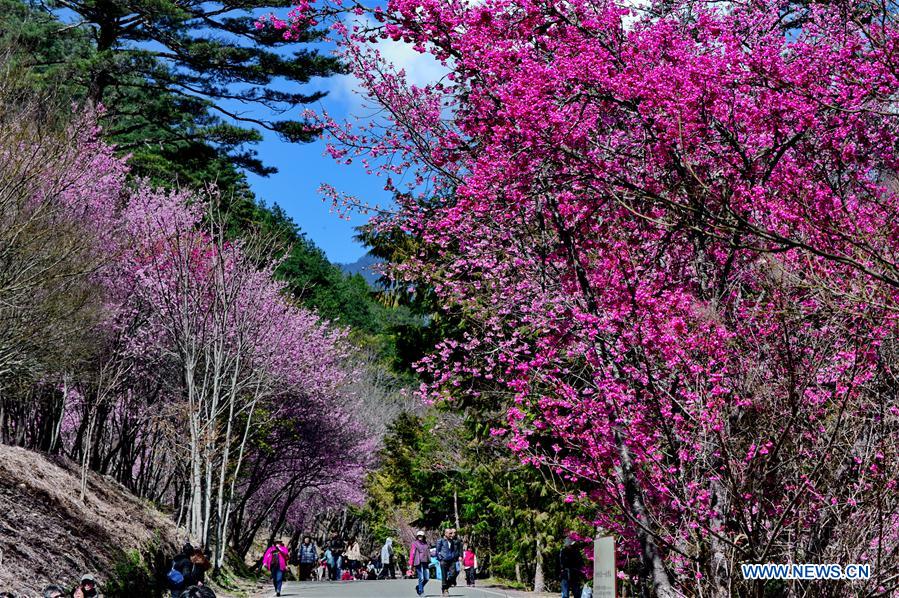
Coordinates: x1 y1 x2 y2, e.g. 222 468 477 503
254 579 524 598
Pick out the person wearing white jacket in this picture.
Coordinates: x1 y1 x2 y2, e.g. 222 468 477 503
380 537 396 579
345 538 363 576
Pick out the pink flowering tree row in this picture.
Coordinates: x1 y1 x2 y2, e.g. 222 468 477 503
272 0 899 594
108 182 368 568
0 101 374 570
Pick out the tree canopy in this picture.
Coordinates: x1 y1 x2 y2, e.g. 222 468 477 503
292 0 899 594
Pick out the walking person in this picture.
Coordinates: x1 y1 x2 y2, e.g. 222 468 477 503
298 536 318 581
263 540 289 597
328 532 346 580
436 528 462 596
380 537 396 579
408 530 431 596
324 547 335 580
463 544 478 587
559 537 584 598
430 547 441 583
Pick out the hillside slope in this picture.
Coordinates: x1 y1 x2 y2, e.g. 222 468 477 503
0 445 182 595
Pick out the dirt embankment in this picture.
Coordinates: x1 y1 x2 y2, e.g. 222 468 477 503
0 445 183 596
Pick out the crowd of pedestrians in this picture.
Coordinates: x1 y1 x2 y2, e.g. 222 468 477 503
257 528 586 598
275 534 403 583
6 530 583 597
250 526 480 597
164 529 586 598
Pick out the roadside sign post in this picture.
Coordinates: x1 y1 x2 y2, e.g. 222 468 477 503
594 536 616 598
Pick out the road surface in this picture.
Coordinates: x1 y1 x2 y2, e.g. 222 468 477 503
253 579 533 598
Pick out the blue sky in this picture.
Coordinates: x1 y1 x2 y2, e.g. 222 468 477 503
244 85 382 264
55 4 438 264
54 2 449 263
246 110 377 265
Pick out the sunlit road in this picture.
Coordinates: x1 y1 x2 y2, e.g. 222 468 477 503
254 579 523 598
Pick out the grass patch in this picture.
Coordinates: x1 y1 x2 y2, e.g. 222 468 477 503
482 576 530 590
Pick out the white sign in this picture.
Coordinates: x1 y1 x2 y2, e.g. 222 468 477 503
593 536 616 598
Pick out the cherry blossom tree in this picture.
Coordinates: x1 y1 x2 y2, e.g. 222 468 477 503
109 182 364 567
280 0 899 594
0 80 127 450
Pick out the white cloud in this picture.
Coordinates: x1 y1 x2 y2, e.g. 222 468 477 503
327 13 449 115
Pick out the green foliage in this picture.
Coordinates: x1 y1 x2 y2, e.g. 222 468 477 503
103 548 160 597
368 408 591 588
0 0 93 96
358 219 596 590
45 0 341 176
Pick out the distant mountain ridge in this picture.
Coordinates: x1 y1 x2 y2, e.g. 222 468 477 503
339 253 383 287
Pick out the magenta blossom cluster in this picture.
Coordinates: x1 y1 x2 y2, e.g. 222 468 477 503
277 0 899 593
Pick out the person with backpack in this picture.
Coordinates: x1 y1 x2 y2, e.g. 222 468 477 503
408 530 431 596
436 528 462 597
463 544 478 587
168 543 196 597
263 540 289 596
297 536 318 581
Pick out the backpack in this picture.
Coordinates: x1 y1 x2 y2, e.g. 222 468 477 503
167 564 185 589
270 549 282 571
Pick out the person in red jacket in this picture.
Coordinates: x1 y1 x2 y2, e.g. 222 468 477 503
408 530 431 596
263 540 289 597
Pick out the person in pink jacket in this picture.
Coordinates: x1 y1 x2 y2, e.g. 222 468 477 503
408 530 431 596
263 540 289 596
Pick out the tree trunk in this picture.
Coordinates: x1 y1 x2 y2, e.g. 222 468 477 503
80 405 97 502
533 536 545 592
615 431 676 598
453 488 460 530
708 477 730 598
217 392 259 569
49 375 68 453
